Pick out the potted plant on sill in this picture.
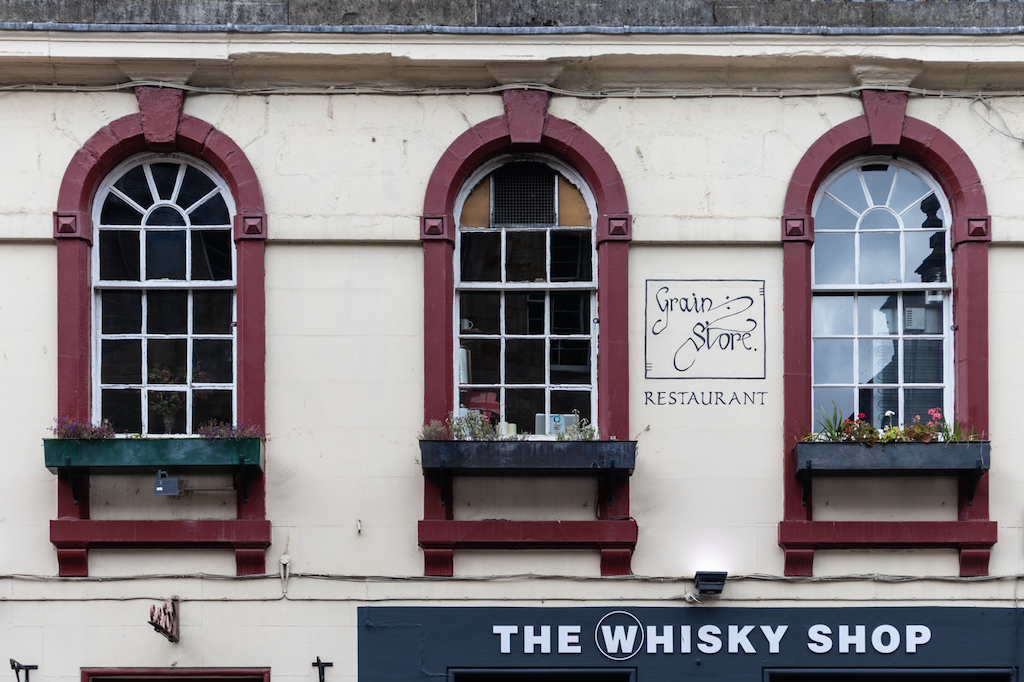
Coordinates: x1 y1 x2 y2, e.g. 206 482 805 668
43 418 266 474
417 411 637 476
795 406 989 506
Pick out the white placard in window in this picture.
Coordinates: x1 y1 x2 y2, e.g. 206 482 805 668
645 279 766 380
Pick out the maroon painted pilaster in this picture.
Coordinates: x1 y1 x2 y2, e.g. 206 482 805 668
235 548 267 576
597 241 629 441
778 91 993 576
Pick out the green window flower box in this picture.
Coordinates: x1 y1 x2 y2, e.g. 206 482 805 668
44 438 265 474
794 441 990 506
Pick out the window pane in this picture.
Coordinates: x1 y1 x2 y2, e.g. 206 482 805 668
460 233 500 282
194 291 233 334
506 338 544 384
505 388 544 435
190 194 231 226
859 387 898 428
506 231 545 282
903 292 944 335
552 390 590 423
551 292 589 335
813 338 853 384
890 168 931 213
905 339 944 384
147 290 188 334
826 170 868 213
550 231 593 282
193 390 233 431
811 295 853 336
177 165 218 210
862 164 896 206
148 390 186 434
493 163 555 225
859 208 899 231
813 232 854 284
194 339 233 383
815 194 858 231
461 339 499 384
146 206 187 226
148 339 187 384
859 338 897 384
459 292 499 334
101 291 142 334
859 231 900 284
506 293 544 335
906 388 943 425
151 162 180 201
113 166 154 209
550 340 590 384
905 230 947 284
101 339 141 383
192 230 233 280
102 389 142 433
812 387 855 427
904 193 945 232
858 294 899 336
99 231 141 281
460 390 500 419
146 230 186 280
100 193 144 225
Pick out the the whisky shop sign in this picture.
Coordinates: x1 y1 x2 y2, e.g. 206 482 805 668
359 607 1020 680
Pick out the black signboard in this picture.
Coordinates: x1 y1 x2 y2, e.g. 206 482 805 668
359 607 1018 682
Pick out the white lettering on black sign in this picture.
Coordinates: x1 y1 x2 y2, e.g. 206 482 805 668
493 613 931 658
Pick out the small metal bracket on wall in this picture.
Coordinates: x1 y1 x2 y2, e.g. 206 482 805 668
10 660 37 682
312 658 333 682
64 456 80 505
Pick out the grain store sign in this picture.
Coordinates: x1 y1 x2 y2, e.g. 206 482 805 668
359 607 1019 682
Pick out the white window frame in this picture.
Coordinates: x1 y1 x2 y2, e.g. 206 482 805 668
810 156 954 428
91 152 237 436
453 154 599 437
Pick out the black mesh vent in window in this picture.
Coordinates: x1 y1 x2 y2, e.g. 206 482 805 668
493 162 555 226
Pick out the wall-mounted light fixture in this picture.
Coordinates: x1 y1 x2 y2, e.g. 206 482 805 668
694 571 728 596
154 470 179 496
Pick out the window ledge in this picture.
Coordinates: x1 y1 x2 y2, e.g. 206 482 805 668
419 439 636 476
44 437 265 474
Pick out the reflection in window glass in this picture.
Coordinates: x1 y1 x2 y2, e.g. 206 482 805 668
94 155 236 434
456 158 596 435
811 160 951 428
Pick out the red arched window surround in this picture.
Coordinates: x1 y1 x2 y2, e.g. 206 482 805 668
50 86 270 577
778 90 996 577
418 90 634 576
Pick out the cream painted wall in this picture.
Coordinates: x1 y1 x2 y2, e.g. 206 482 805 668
2 84 1024 609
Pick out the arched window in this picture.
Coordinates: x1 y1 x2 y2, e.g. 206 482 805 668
811 159 952 428
454 156 597 435
94 154 237 435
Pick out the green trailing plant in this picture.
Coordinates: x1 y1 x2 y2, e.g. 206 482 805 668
803 403 981 444
51 416 116 440
197 420 267 441
556 410 598 441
